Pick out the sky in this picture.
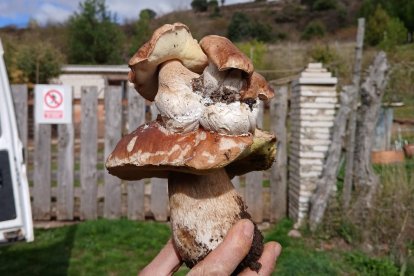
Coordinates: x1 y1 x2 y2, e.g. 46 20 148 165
0 0 252 28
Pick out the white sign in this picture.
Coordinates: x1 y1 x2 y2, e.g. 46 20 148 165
35 85 72 124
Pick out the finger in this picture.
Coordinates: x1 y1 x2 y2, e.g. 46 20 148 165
239 242 282 276
188 219 254 276
139 239 182 276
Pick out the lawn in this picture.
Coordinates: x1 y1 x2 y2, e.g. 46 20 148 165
0 218 401 275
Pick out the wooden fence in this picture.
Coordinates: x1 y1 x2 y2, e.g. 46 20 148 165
11 84 288 223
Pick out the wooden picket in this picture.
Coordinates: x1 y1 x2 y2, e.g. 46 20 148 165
11 83 288 223
33 123 51 220
104 86 122 218
270 86 288 222
245 102 265 223
10 85 28 161
80 86 98 220
126 86 146 220
149 104 169 221
57 123 74 220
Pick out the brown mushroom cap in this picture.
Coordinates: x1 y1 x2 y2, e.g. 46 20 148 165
240 72 275 101
226 129 277 177
106 120 276 180
106 119 253 180
128 23 208 101
199 35 254 75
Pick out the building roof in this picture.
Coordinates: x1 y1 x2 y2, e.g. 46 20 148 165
61 64 129 74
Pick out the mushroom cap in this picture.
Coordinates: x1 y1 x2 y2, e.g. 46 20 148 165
105 120 277 180
128 23 208 101
240 72 275 101
199 35 254 75
226 129 277 178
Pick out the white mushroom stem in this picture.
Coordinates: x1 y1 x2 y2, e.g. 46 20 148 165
168 168 263 271
155 60 203 133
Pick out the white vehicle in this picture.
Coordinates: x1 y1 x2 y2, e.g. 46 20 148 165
0 39 34 244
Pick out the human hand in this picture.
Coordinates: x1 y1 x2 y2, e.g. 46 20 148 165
139 219 282 275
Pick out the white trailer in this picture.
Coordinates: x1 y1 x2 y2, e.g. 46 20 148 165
0 38 34 244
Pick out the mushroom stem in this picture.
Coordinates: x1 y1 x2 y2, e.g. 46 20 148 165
168 168 263 273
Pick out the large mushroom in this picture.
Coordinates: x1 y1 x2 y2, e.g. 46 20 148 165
107 23 277 273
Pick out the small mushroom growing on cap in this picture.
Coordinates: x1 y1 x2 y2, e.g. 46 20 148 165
128 22 208 101
108 23 277 273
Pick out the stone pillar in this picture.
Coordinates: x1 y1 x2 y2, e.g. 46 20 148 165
288 63 338 224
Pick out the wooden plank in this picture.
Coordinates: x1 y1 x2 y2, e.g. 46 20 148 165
33 123 51 220
309 87 353 230
57 122 74 220
150 103 158 120
126 86 146 220
257 101 265 129
149 102 169 221
11 85 28 163
245 172 263 223
80 86 98 220
104 86 122 218
150 178 169 221
232 176 241 196
244 106 264 223
270 86 288 222
343 18 365 208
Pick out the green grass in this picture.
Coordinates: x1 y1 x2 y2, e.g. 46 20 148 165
0 219 401 275
0 220 170 276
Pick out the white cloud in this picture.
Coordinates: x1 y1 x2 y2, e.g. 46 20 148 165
33 3 73 25
0 0 254 27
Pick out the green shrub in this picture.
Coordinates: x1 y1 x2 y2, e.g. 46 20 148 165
228 12 273 42
365 4 408 48
379 17 408 50
236 40 267 68
208 0 220 17
251 22 272 42
191 0 208 12
301 21 326 40
228 12 252 41
345 252 399 276
312 0 337 11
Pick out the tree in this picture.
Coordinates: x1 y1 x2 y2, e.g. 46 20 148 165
191 0 208 12
365 5 390 46
141 9 156 20
380 17 408 50
67 0 124 64
228 12 252 41
9 42 64 84
301 20 326 40
129 9 156 55
360 0 414 38
366 5 407 48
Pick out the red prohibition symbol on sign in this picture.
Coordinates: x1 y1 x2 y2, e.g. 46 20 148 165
44 89 63 109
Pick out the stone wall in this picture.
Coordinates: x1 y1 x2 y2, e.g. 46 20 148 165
289 63 338 224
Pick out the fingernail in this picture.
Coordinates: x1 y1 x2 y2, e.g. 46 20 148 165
274 243 282 258
242 220 254 239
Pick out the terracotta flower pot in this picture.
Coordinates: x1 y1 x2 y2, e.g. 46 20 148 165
371 150 405 164
403 144 414 158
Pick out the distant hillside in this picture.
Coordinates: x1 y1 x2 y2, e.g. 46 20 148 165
139 1 361 42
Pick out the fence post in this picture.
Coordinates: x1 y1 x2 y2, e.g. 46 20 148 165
57 105 74 220
11 85 28 163
126 86 146 220
245 102 265 223
270 85 288 222
33 123 51 220
104 86 122 218
150 103 169 221
80 86 98 220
